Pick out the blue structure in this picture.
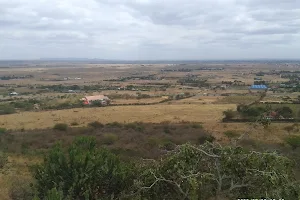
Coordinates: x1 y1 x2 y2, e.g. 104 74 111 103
250 85 268 90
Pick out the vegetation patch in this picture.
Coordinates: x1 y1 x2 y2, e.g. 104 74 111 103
88 121 104 129
285 135 300 150
53 123 68 131
101 133 118 145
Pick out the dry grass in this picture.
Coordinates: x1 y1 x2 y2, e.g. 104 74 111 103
0 104 236 130
0 154 40 200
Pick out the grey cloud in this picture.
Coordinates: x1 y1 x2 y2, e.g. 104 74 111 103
0 0 300 60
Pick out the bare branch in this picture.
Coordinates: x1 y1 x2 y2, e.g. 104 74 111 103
189 146 221 158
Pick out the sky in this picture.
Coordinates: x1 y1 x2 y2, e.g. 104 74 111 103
0 0 300 60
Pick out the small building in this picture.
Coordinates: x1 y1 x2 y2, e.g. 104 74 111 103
250 85 268 90
81 95 110 106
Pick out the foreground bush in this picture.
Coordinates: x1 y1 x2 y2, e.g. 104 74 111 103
32 137 300 200
138 143 299 200
33 137 135 199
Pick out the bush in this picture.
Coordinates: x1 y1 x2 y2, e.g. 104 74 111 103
241 107 266 117
106 122 123 128
70 122 79 126
285 135 300 150
0 151 8 169
138 143 299 200
161 141 176 151
0 104 16 115
9 177 34 200
102 133 118 145
197 135 215 144
224 130 240 138
124 122 145 132
223 109 236 119
0 127 7 134
33 137 135 199
277 106 293 118
191 123 203 129
88 121 104 129
163 126 171 134
53 123 68 131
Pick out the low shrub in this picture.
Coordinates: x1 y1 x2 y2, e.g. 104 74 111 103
53 123 68 131
0 104 16 115
88 121 104 129
102 133 118 145
0 127 7 134
191 123 203 129
197 135 215 144
70 121 79 126
0 151 8 169
163 126 171 134
106 122 123 128
124 122 145 132
161 141 176 151
224 130 240 138
285 135 300 150
146 137 160 148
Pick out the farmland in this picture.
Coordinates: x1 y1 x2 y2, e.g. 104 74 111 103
1 60 300 199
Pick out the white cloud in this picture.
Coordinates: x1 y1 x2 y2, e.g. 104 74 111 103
0 0 299 60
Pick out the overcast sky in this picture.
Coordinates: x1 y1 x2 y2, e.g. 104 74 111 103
0 0 300 60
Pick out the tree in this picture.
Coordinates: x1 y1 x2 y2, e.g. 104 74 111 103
276 106 293 118
33 137 136 200
137 143 299 200
223 109 236 120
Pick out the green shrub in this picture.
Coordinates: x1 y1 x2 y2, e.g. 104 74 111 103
53 123 68 131
276 106 293 118
0 104 16 115
224 130 240 138
0 151 8 169
138 143 299 199
88 121 104 128
0 127 7 134
33 137 135 199
191 123 203 129
285 135 300 150
102 133 118 145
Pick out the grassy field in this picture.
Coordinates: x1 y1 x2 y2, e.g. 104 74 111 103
0 104 236 130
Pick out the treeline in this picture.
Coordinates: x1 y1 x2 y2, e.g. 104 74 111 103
2 137 299 200
223 104 298 121
36 84 168 93
0 75 34 80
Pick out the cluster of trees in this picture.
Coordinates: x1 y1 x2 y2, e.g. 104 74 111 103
177 78 209 88
222 105 295 120
21 137 300 200
0 98 85 115
0 75 34 80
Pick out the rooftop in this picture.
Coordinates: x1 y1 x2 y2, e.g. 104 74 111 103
250 85 268 89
